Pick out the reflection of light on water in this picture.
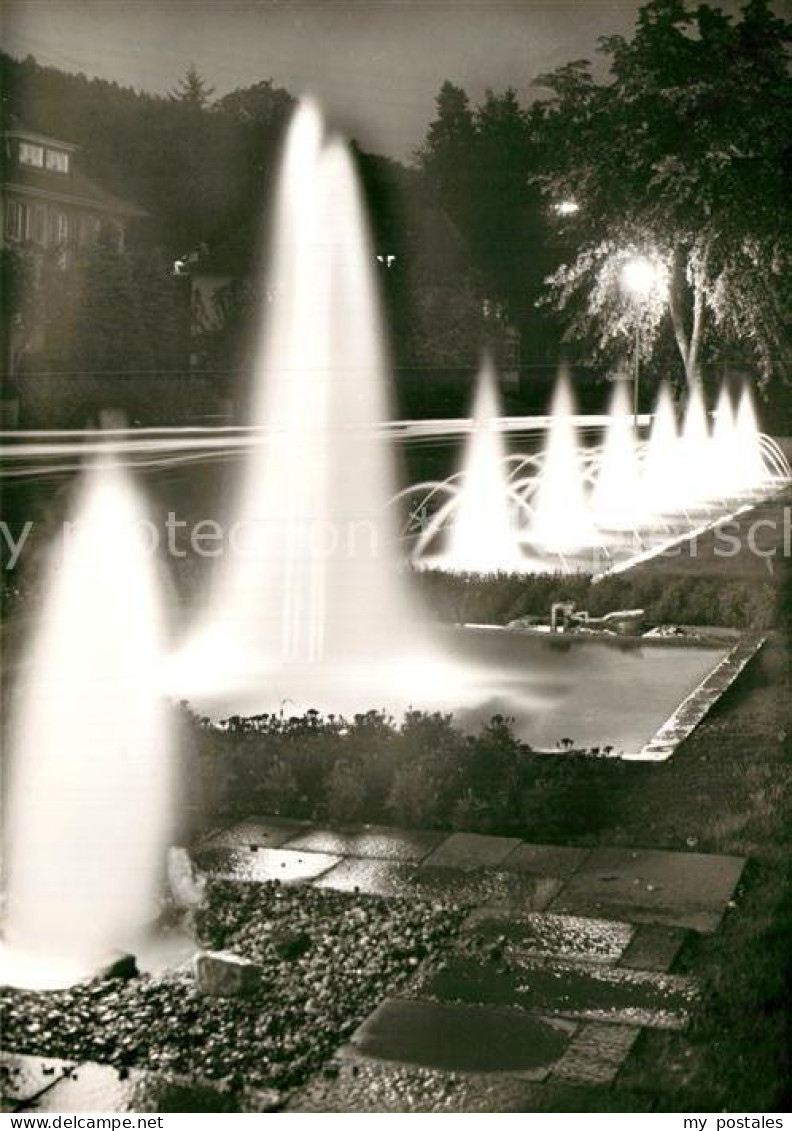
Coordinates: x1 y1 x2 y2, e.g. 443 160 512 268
2 461 172 989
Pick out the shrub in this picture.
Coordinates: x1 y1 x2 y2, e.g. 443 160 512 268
249 757 301 817
324 759 368 824
386 761 445 828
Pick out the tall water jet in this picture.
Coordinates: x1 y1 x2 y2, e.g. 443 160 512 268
642 383 680 514
679 383 711 507
591 381 643 531
2 461 171 989
172 100 441 711
530 370 595 554
734 384 767 491
710 384 737 499
442 359 526 574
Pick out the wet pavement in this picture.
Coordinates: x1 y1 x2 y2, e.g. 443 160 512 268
194 845 341 884
284 824 445 862
196 820 745 936
2 818 748 1113
462 912 635 964
348 998 576 1076
413 955 696 1029
549 846 746 933
1 1055 154 1114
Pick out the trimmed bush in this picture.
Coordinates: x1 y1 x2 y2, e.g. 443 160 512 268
181 704 633 843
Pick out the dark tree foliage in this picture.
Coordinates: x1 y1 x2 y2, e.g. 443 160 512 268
356 145 488 373
11 244 188 426
416 81 563 365
169 63 215 108
531 0 792 389
0 52 295 254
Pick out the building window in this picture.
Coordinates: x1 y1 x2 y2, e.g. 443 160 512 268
19 142 45 167
48 210 69 244
31 205 47 245
45 149 70 174
5 200 28 240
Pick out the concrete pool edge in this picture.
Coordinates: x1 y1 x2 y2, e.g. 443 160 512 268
591 482 791 582
627 630 767 763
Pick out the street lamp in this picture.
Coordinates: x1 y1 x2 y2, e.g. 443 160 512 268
620 255 663 425
553 200 580 217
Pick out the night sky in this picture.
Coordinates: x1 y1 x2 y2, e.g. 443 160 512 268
4 0 752 159
3 0 645 158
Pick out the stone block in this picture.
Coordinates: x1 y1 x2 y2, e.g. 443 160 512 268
194 950 261 998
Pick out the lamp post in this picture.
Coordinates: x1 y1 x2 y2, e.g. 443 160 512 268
620 255 660 428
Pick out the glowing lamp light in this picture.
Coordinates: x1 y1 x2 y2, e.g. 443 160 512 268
620 255 663 299
554 200 580 216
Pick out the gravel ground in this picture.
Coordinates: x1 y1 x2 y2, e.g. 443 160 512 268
1 881 466 1094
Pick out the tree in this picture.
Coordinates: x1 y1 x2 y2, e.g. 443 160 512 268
532 0 792 389
214 79 293 127
170 63 215 108
16 246 189 426
416 81 477 231
417 83 554 364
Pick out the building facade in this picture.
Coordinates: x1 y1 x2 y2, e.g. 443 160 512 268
1 123 147 420
2 122 145 257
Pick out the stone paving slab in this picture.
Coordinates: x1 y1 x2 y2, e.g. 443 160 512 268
203 817 310 851
285 1056 550 1112
283 824 445 862
413 956 696 1030
194 820 746 937
550 847 746 933
313 857 561 912
461 912 635 965
619 924 690 973
422 833 523 870
550 1022 641 1086
195 845 342 884
502 843 591 880
348 998 577 1078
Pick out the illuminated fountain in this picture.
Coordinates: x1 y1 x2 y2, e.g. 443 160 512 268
709 384 738 500
642 383 680 515
440 360 526 573
734 384 771 493
170 100 457 715
528 372 597 556
590 382 643 532
1 462 172 989
678 382 712 509
404 373 790 579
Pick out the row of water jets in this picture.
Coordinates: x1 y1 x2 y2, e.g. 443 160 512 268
406 364 788 574
2 98 789 989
